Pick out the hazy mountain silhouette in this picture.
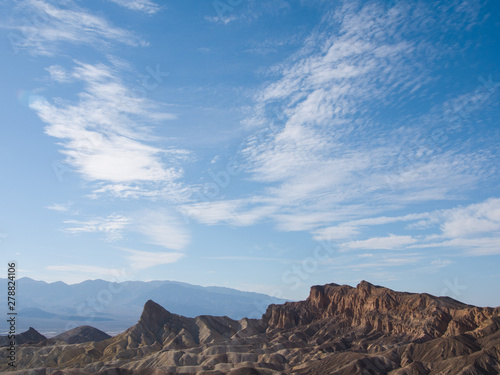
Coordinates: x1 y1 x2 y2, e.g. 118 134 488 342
0 277 286 336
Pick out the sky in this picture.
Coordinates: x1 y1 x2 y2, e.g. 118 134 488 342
0 0 499 307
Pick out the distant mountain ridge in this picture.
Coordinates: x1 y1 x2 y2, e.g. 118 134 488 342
41 325 111 345
2 281 500 374
0 277 287 335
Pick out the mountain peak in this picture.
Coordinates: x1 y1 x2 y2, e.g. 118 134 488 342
43 325 111 345
22 327 46 342
144 299 163 311
356 280 376 292
0 327 46 347
139 299 172 328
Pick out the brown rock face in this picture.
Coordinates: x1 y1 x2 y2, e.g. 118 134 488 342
264 281 498 341
2 281 500 375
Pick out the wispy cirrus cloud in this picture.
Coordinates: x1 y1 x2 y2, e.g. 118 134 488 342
240 0 485 213
62 209 190 249
313 225 360 241
180 199 276 227
4 0 146 56
62 209 190 268
205 0 290 25
64 214 130 241
205 15 238 25
106 0 162 15
132 209 190 250
186 0 492 242
121 248 185 270
341 235 417 251
31 61 191 201
173 1 499 282
64 209 190 250
45 65 73 83
47 202 72 212
416 198 500 255
313 197 500 255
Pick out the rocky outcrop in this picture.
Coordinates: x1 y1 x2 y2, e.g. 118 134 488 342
2 281 499 375
263 281 499 341
0 327 46 346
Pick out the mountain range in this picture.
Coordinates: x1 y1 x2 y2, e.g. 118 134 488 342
0 278 287 336
2 280 499 374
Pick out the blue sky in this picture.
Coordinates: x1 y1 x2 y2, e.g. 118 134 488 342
0 0 499 306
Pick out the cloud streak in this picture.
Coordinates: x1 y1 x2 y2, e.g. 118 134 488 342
342 235 417 251
185 0 493 242
31 61 191 201
122 248 185 270
106 0 162 15
64 214 130 241
4 0 146 55
47 203 71 212
132 209 190 251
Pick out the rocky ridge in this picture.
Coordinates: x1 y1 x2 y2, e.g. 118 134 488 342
264 281 496 338
39 326 111 346
2 281 499 374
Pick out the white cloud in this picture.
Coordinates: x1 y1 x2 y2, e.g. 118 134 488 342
327 252 422 270
180 201 241 225
441 198 500 238
198 0 491 238
407 198 500 256
204 0 290 25
180 199 276 227
5 0 146 56
132 210 190 250
342 234 417 251
347 212 433 227
179 1 493 244
430 259 452 269
333 198 500 256
205 15 237 25
64 214 130 241
62 208 191 250
312 212 438 242
30 61 190 201
314 225 359 241
351 257 420 268
70 134 178 182
122 248 185 270
273 212 353 232
46 65 72 83
47 203 71 212
244 34 301 56
416 237 500 256
106 0 162 15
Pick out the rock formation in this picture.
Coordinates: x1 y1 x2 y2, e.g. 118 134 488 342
0 327 46 347
2 281 499 374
